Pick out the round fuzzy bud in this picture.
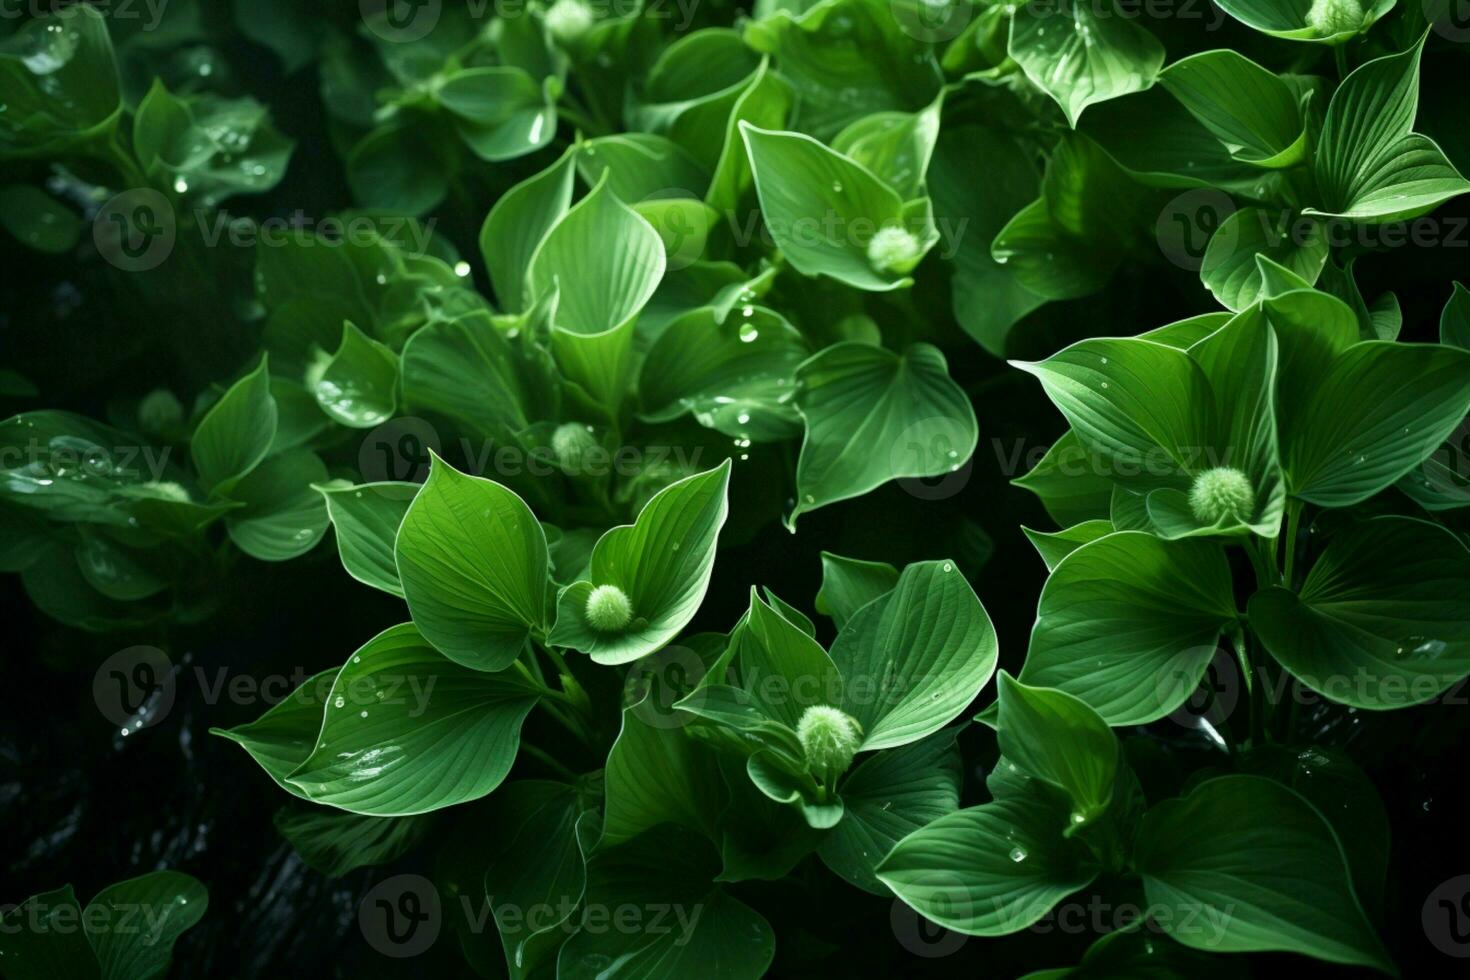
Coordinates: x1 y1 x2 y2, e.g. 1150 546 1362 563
866 226 923 275
796 704 863 777
551 422 599 474
544 0 594 43
1306 0 1363 36
137 389 183 437
1188 466 1256 523
585 584 633 632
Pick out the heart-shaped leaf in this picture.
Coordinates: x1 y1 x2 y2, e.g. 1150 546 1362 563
191 355 278 495
1160 50 1305 168
549 460 732 665
1250 516 1470 709
1136 775 1393 972
996 673 1118 828
224 449 329 561
317 481 418 596
1018 531 1238 725
285 623 541 815
791 342 976 526
830 560 998 751
310 322 398 429
395 454 551 671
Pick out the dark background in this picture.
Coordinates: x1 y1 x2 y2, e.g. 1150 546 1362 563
4 5 1470 978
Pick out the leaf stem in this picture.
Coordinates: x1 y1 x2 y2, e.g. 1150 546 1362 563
520 742 580 781
1282 499 1304 589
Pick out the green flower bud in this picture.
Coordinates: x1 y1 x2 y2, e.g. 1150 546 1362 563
585 584 633 632
137 389 183 437
551 422 599 473
1188 466 1255 523
544 0 594 43
865 226 923 275
796 704 863 777
1306 0 1363 36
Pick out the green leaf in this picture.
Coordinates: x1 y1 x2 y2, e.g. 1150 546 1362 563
550 461 732 665
830 94 942 201
558 826 775 980
601 702 725 847
705 60 792 215
481 784 592 979
929 125 1044 356
285 623 541 815
213 669 337 799
0 185 82 253
1160 50 1305 168
438 66 557 162
1022 521 1113 572
633 28 760 171
133 81 293 207
310 322 398 429
395 454 551 671
347 123 449 215
818 729 962 895
791 342 976 526
741 0 940 141
996 673 1117 827
400 310 553 444
318 481 418 596
878 783 1100 936
1201 207 1328 312
1013 431 1114 528
480 147 577 313
742 123 930 292
224 449 330 561
1441 281 1470 349
1018 532 1238 724
84 871 208 980
830 560 998 750
1008 0 1165 127
0 886 99 980
190 356 278 494
1250 516 1470 709
1213 0 1388 41
638 305 808 442
576 133 709 202
0 6 121 158
1308 40 1470 223
1135 775 1393 972
529 177 665 408
814 551 898 628
1014 337 1214 491
1277 340 1470 506
275 807 431 878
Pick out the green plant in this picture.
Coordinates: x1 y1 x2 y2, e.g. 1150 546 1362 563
4 0 1470 976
